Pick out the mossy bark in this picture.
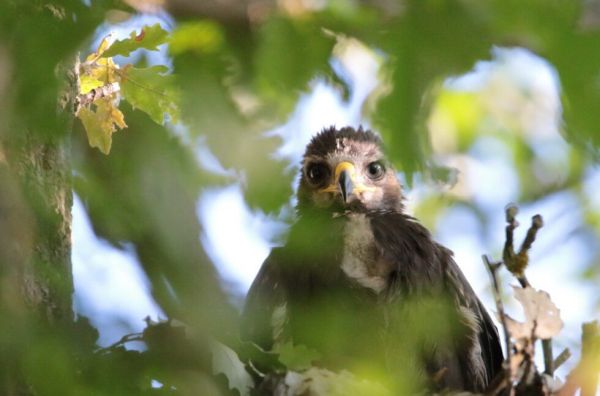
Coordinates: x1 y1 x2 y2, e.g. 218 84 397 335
8 133 73 323
0 52 75 394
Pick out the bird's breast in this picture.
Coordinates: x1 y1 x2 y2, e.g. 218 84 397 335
340 213 389 294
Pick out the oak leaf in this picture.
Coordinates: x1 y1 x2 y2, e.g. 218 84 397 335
78 97 127 154
102 23 168 58
120 65 179 124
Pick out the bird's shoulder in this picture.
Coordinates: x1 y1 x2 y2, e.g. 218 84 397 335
241 248 287 348
441 252 504 385
368 212 503 387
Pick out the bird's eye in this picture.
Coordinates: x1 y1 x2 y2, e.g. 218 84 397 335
306 163 330 185
366 161 385 180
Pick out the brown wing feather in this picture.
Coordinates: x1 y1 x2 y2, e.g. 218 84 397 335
370 212 503 391
241 248 286 350
441 251 504 385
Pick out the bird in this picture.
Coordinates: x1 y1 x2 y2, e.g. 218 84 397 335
241 126 503 393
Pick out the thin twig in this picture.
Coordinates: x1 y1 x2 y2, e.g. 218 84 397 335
518 215 553 376
503 204 518 270
542 339 553 375
503 207 555 379
483 254 513 396
552 348 571 371
512 215 543 288
485 372 510 396
519 215 544 254
515 325 537 392
98 332 144 354
75 82 121 112
503 205 531 287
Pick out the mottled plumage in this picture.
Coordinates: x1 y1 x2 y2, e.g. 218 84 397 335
242 126 502 392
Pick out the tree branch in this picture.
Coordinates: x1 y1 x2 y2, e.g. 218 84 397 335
482 254 513 396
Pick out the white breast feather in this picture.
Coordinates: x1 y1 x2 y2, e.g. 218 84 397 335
341 214 386 293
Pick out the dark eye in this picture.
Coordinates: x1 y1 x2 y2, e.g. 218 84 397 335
366 161 385 180
306 163 330 185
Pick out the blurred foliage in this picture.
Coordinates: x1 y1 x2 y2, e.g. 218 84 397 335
2 0 600 394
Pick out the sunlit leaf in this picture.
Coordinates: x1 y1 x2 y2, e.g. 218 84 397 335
81 49 120 91
79 75 104 94
80 36 120 92
210 340 253 396
169 21 224 55
77 97 127 154
102 23 168 58
121 65 179 124
85 34 113 63
428 90 483 153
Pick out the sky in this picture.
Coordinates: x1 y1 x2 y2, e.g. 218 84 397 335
72 12 598 380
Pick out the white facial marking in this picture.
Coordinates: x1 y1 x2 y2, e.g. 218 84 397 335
341 214 386 293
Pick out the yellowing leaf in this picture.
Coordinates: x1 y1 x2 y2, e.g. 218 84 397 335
80 75 104 94
102 23 169 58
87 57 119 84
85 35 113 63
77 98 127 154
504 286 563 340
79 54 120 98
169 21 224 55
120 65 179 124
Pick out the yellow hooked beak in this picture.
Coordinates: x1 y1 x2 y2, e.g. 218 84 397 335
319 162 375 203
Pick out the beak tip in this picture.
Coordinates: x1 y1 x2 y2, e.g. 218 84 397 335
338 170 354 203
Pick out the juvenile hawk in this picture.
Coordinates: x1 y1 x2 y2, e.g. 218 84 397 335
242 126 502 392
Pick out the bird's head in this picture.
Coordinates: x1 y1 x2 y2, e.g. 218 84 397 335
297 126 404 214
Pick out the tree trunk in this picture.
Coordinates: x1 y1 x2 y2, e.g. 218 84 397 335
0 41 74 396
1 132 73 323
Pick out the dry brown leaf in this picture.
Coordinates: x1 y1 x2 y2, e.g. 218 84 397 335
505 286 563 341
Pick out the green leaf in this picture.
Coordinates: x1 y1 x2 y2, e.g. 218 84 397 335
254 16 335 116
210 340 254 396
276 342 321 371
102 23 169 58
121 65 179 125
169 21 225 55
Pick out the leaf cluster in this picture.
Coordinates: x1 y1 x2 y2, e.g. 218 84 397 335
76 24 178 154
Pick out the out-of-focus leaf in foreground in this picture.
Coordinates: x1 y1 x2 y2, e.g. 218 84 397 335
283 367 390 396
210 340 254 396
169 21 224 56
254 15 335 117
276 342 321 371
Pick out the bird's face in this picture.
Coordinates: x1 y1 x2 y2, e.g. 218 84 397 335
298 129 403 214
